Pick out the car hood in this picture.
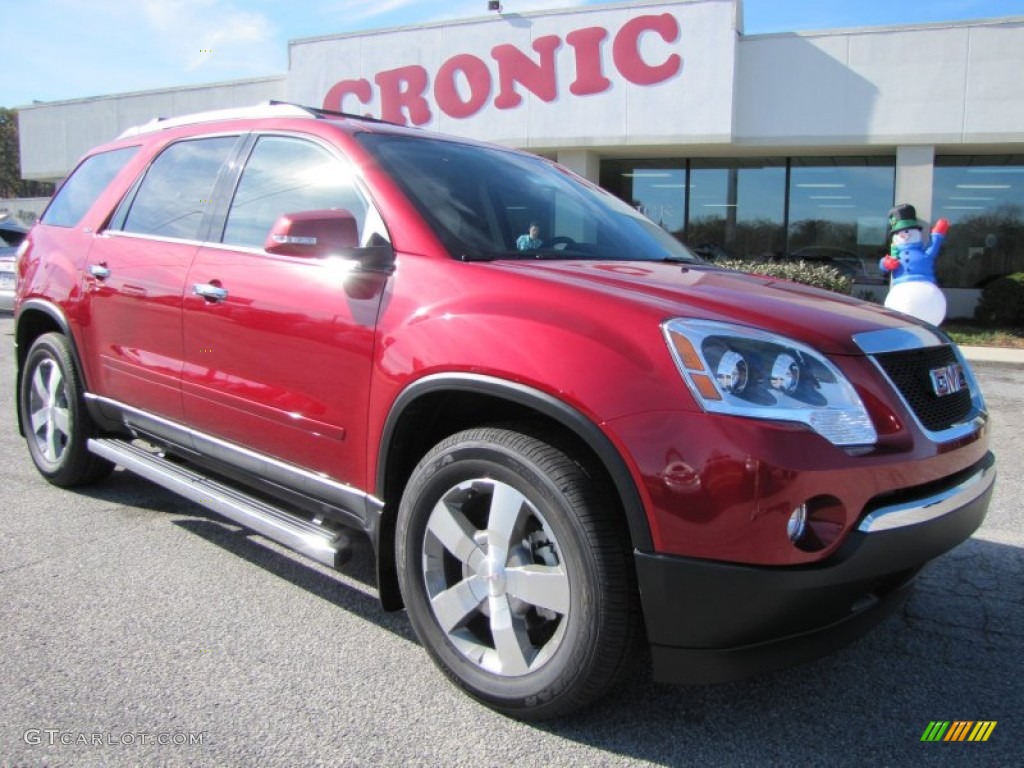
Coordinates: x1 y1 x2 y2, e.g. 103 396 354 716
493 261 917 356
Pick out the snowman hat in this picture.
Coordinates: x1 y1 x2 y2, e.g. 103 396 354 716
888 203 922 235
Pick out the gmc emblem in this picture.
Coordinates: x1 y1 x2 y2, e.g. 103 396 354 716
929 363 967 397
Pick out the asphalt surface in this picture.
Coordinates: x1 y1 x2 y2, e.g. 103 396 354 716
0 313 1020 767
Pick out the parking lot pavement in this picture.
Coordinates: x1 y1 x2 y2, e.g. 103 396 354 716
0 314 1020 767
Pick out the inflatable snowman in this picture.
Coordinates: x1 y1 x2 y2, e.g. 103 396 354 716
879 203 949 326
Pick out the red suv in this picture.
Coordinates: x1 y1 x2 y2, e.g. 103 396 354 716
13 103 995 719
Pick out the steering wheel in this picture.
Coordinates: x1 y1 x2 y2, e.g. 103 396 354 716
544 236 577 250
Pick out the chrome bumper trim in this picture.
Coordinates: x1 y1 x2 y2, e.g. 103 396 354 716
858 458 996 533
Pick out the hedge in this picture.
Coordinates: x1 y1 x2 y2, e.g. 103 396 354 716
712 258 855 295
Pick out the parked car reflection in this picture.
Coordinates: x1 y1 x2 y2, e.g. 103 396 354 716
779 245 886 285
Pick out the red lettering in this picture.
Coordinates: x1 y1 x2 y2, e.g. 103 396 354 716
375 65 432 126
323 79 372 114
612 13 681 86
565 27 611 96
491 35 561 108
323 15 684 122
434 54 491 119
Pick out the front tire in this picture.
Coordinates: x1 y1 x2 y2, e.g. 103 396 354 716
396 426 640 720
20 332 113 487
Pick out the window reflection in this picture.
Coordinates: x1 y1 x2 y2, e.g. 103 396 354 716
689 159 785 260
600 161 686 236
602 156 894 284
933 156 1024 288
787 158 893 258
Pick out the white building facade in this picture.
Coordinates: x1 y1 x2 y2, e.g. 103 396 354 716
18 0 1024 306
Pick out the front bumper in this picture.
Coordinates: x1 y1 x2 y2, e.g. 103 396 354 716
638 451 995 684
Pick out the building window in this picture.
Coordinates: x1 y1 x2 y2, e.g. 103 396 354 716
933 156 1024 288
688 159 786 260
600 160 686 236
601 156 893 281
787 157 894 269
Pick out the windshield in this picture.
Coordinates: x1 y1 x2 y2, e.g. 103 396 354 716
358 133 701 264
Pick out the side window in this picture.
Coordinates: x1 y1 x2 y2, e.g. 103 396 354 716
221 135 370 249
119 136 237 241
41 146 140 228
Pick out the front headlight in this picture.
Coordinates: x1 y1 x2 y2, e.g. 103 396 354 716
663 319 877 447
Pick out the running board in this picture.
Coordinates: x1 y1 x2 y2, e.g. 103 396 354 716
88 438 351 569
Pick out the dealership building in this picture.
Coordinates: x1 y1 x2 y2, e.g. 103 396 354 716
17 0 1024 312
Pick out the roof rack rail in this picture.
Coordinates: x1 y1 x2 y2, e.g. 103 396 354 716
117 100 401 140
266 100 397 126
117 102 316 139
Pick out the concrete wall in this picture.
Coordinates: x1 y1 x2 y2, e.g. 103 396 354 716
287 0 737 150
19 77 286 181
734 18 1024 148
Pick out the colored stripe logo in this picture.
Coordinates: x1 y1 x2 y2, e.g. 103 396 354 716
921 721 997 742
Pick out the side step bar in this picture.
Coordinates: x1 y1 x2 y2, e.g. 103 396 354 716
88 438 351 569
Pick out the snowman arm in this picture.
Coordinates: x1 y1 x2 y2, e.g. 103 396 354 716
925 231 945 258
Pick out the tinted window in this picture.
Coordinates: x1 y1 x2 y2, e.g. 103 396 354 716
601 158 787 260
222 135 369 248
933 155 1024 288
787 157 895 261
359 134 698 263
120 136 236 241
41 146 139 228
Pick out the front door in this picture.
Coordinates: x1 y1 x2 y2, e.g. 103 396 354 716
180 133 388 485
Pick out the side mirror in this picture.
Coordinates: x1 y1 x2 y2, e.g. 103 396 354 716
264 209 360 257
263 209 394 274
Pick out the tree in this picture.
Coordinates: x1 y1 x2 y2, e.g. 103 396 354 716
1 107 55 198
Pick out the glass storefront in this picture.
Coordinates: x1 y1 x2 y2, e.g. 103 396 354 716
932 156 1024 288
687 159 786 260
602 156 895 284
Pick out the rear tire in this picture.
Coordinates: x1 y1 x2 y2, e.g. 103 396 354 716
20 332 113 487
396 426 640 720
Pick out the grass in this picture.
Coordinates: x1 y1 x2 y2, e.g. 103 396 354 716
942 320 1024 349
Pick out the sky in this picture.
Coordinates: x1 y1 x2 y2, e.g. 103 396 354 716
2 0 1022 108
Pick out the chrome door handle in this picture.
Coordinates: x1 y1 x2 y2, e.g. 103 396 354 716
88 264 111 279
193 283 228 302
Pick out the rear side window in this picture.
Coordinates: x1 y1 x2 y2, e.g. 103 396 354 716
41 146 139 228
221 135 369 249
119 136 237 241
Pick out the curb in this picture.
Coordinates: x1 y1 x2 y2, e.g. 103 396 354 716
959 345 1024 365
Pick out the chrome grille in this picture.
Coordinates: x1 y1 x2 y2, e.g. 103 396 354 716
872 346 973 432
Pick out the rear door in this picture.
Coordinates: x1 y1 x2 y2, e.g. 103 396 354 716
181 132 389 483
81 135 241 421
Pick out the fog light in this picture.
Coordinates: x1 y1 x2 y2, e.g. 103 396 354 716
787 504 808 543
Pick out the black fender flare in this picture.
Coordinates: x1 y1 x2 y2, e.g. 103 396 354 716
376 373 653 552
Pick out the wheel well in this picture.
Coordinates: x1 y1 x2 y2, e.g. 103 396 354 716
13 309 66 436
15 308 63 369
375 386 649 611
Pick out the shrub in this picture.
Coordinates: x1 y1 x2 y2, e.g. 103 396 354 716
713 258 854 295
975 272 1024 326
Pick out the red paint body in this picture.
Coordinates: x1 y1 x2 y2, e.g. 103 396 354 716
15 113 990 574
